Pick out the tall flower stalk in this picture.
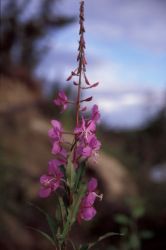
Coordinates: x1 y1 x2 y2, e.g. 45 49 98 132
37 1 113 249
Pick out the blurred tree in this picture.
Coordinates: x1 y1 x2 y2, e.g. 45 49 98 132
0 0 75 75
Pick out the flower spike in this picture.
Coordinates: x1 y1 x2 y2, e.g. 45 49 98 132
39 2 103 247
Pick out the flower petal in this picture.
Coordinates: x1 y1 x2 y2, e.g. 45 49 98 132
82 146 92 157
81 206 96 221
52 142 61 154
82 192 97 207
88 178 98 192
40 175 50 185
48 159 62 174
51 120 62 130
39 187 51 198
91 104 100 122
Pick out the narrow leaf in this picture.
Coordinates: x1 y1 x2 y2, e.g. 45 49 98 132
88 232 122 249
46 214 58 240
129 233 140 249
132 206 145 219
79 245 89 250
74 162 86 191
115 214 130 225
27 202 47 216
66 157 76 190
28 227 55 246
140 230 154 239
67 239 77 250
71 184 86 224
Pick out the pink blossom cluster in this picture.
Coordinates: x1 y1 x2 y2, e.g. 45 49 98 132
78 178 103 222
48 119 67 161
39 0 102 222
39 160 64 198
73 105 101 167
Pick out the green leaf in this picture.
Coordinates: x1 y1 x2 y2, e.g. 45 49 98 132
62 184 71 207
28 202 58 241
71 183 86 224
132 206 145 219
74 161 86 192
67 239 77 250
66 157 76 189
79 245 89 250
80 232 122 250
60 209 72 243
129 233 140 249
61 184 86 244
140 230 154 239
28 227 55 246
115 214 130 225
46 214 58 240
120 226 128 236
27 202 47 216
106 247 118 250
60 165 66 178
57 196 66 228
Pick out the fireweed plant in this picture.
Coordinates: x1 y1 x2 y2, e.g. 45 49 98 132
36 1 119 249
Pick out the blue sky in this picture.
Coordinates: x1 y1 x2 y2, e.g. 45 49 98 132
35 0 166 128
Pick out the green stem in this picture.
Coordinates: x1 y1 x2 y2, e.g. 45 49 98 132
58 197 65 229
60 185 86 245
67 239 77 250
76 52 83 126
61 210 71 243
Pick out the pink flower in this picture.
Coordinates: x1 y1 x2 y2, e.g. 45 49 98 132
78 192 97 221
88 177 98 191
91 105 100 122
48 120 63 141
73 116 101 166
73 133 101 165
82 135 101 158
74 117 96 142
52 141 61 154
54 91 68 111
39 160 64 198
75 135 101 160
77 178 102 222
52 147 68 163
48 120 67 160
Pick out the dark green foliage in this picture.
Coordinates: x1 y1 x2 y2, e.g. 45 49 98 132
115 199 154 250
1 0 75 73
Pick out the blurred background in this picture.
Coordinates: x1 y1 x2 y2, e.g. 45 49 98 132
0 0 166 249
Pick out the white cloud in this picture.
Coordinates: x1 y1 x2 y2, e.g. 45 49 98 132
94 89 166 128
59 0 166 52
35 0 166 128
